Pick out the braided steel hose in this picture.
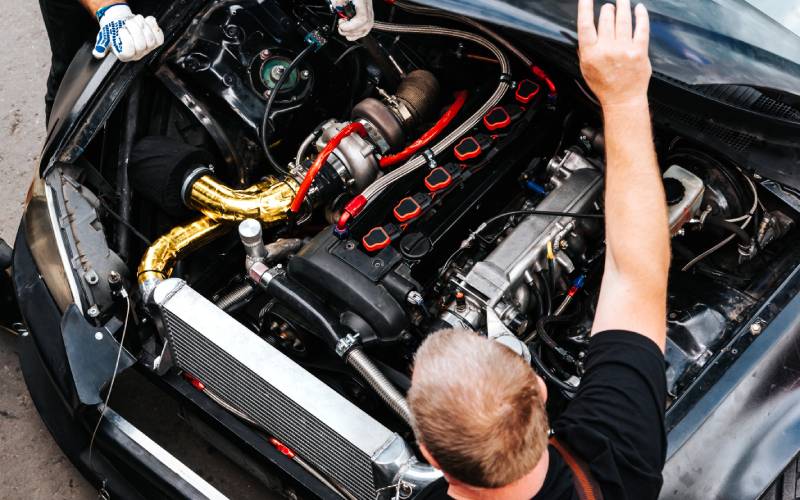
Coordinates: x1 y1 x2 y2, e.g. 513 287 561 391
346 348 413 425
394 1 534 68
359 21 511 209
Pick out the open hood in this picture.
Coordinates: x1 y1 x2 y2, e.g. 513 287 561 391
419 0 800 98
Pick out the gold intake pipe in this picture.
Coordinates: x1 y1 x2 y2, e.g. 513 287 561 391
137 175 299 299
185 175 299 224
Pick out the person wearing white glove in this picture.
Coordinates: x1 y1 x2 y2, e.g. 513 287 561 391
329 0 374 41
39 1 164 121
90 1 164 62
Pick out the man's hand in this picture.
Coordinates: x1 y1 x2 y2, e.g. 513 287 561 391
577 0 651 109
578 0 669 351
330 0 374 41
92 3 164 62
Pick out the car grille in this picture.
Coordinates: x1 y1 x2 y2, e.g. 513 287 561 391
153 279 398 500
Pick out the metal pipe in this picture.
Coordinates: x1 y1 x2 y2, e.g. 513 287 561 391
214 283 256 312
345 348 413 425
185 175 299 224
137 216 229 300
117 81 140 261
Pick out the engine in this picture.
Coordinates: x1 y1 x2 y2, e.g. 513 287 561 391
74 0 798 497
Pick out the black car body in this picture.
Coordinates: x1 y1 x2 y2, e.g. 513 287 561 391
5 0 800 498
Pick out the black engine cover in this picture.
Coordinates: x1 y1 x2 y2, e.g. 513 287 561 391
288 230 409 344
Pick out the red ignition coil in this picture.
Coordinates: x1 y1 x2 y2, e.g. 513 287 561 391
393 193 432 223
424 163 462 192
362 223 401 253
453 134 492 162
516 79 541 104
483 105 525 131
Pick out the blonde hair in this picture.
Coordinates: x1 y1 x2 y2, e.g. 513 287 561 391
408 328 549 488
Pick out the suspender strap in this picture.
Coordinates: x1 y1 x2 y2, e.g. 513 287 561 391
549 437 604 500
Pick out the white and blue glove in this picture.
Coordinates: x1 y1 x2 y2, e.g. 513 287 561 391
93 3 164 62
330 0 374 41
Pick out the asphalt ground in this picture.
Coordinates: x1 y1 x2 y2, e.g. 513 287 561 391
0 5 277 499
0 3 97 498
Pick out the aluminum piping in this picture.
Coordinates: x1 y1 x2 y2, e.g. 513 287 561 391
360 22 511 208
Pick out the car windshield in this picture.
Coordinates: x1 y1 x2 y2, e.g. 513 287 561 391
421 0 800 97
746 1 800 36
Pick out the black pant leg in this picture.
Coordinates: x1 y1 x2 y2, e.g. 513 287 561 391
39 0 96 122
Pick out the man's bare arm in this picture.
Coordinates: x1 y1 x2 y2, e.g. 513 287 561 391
577 0 670 351
78 0 126 16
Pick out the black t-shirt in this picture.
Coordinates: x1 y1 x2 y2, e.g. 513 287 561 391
533 330 667 500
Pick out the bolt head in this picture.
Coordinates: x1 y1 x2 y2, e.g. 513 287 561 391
94 332 104 341
300 69 311 80
750 322 763 335
87 306 100 318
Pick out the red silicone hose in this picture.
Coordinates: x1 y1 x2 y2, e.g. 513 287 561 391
379 90 469 169
290 122 368 213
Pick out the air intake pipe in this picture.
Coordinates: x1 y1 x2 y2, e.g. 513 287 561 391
131 137 299 299
137 216 229 300
183 171 299 224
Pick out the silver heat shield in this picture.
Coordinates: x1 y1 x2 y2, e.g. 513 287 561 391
152 279 424 499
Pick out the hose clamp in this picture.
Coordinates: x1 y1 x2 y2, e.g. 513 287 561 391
181 165 214 206
421 149 437 169
248 261 272 287
335 333 361 357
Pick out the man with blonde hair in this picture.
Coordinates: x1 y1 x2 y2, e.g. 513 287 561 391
408 0 669 498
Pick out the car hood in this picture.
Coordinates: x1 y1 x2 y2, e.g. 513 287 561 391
418 0 800 97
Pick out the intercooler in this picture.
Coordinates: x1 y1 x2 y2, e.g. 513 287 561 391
152 278 418 499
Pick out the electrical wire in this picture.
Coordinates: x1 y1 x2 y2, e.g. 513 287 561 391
724 174 758 223
575 79 600 106
477 210 603 234
88 292 131 469
260 44 316 176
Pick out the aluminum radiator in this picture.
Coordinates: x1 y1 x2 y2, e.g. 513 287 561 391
153 278 423 499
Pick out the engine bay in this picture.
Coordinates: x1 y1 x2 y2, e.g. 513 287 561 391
51 0 800 496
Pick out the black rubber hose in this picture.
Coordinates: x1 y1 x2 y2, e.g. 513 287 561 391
262 273 345 351
705 216 751 245
260 44 316 175
530 344 577 394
